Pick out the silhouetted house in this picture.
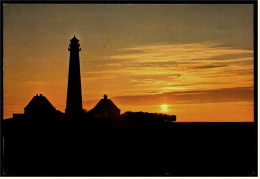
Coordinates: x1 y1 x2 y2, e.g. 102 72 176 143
12 113 26 120
24 94 65 119
90 95 120 119
24 94 56 115
121 111 176 122
12 94 64 120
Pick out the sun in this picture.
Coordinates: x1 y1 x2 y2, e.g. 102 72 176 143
160 104 169 112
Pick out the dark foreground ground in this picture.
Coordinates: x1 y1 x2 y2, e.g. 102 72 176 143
2 118 257 176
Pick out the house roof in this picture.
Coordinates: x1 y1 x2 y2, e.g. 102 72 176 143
24 94 56 111
91 95 120 113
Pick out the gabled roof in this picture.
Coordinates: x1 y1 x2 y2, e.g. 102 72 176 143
24 94 56 111
91 95 120 113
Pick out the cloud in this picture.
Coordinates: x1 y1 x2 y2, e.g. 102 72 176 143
110 42 253 63
202 52 253 61
82 42 253 96
111 87 254 106
82 74 119 80
20 81 49 86
191 64 228 69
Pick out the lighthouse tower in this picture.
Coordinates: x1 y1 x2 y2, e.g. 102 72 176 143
65 36 83 118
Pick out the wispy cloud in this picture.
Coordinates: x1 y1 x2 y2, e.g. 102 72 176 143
82 74 119 80
191 64 228 69
110 42 252 63
20 81 50 86
112 87 254 106
82 42 253 96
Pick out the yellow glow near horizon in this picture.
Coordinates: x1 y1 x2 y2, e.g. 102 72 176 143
161 104 169 113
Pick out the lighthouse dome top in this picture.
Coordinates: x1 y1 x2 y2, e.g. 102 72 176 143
68 35 81 51
70 35 79 42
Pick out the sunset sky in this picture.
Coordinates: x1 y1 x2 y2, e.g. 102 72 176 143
3 4 254 122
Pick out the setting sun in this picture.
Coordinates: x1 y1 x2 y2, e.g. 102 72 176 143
161 104 169 112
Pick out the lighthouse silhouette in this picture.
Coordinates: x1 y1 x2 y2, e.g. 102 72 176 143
65 35 83 118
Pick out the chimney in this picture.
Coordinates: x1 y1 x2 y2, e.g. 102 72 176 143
104 94 107 100
40 94 42 97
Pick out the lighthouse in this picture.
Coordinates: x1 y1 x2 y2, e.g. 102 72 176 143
65 36 83 118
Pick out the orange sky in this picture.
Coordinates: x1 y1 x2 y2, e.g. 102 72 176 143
3 4 254 122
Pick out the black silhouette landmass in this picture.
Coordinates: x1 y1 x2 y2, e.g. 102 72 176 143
2 116 257 176
2 36 257 176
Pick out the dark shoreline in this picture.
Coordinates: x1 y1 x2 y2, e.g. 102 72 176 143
2 119 257 176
